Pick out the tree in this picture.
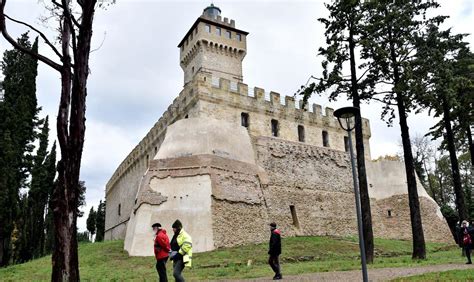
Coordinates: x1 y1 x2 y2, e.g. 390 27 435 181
1 1 107 279
415 25 469 222
26 117 57 260
95 200 106 242
0 33 38 266
361 0 447 259
411 135 437 203
86 207 96 241
297 0 375 263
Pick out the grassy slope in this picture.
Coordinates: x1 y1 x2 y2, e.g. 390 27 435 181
0 236 467 281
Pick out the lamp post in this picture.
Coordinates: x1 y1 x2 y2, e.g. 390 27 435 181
334 106 368 282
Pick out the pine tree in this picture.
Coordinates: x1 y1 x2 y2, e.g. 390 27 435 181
0 33 38 266
415 24 469 222
361 0 447 259
298 0 375 263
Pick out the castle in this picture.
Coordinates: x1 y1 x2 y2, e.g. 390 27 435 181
104 4 452 256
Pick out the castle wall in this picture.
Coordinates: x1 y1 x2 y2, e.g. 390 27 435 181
249 137 452 244
105 72 373 240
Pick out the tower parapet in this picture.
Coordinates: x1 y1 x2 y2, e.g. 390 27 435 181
178 5 248 85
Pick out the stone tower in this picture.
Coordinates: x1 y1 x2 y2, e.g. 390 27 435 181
178 4 248 85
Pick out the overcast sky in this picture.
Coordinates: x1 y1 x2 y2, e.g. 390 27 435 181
1 0 473 231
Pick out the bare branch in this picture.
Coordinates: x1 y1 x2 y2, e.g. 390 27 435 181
0 0 62 71
4 14 63 59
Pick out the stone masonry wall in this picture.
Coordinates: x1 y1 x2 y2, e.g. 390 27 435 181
105 71 373 240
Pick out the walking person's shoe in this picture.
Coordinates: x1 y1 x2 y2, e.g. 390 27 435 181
466 261 472 264
273 274 282 280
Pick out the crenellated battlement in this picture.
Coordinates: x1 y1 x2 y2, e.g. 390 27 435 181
193 71 371 134
106 71 372 194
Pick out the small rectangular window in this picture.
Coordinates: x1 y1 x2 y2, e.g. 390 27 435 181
271 119 279 137
388 210 392 217
118 204 121 216
146 154 149 165
241 113 249 128
205 24 211 33
226 30 231 39
323 131 329 147
216 27 221 36
344 136 350 152
298 125 305 142
237 34 242 41
190 33 193 41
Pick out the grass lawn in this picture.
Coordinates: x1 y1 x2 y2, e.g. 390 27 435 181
394 268 474 281
0 236 466 281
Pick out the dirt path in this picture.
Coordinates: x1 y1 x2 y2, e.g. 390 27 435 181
222 264 472 281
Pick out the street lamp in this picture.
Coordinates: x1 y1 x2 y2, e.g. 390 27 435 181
334 106 368 282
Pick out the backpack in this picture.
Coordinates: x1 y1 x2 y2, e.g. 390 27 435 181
463 233 472 245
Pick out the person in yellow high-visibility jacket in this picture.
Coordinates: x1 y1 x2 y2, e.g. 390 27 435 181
169 220 192 282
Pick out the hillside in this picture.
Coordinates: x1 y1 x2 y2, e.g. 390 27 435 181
0 236 466 281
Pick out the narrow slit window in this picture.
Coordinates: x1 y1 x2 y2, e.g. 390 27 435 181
241 112 249 128
154 146 158 155
322 131 329 147
388 210 392 217
298 125 305 142
290 205 300 228
146 154 149 165
118 203 121 216
271 119 279 137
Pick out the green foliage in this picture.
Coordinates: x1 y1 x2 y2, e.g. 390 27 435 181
0 33 39 266
95 200 106 242
86 207 96 240
77 232 91 243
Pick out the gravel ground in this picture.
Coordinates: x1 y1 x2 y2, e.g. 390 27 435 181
220 264 473 282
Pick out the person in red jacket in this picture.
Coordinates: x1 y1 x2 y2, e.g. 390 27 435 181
152 223 171 282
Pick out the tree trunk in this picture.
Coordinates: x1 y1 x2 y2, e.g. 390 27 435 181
348 20 374 264
396 94 426 259
389 28 426 259
442 95 468 222
467 125 474 167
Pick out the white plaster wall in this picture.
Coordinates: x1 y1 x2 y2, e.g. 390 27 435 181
124 175 215 256
155 117 256 165
366 160 443 220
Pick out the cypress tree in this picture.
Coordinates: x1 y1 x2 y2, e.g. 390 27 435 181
86 207 96 242
0 33 38 266
95 200 106 242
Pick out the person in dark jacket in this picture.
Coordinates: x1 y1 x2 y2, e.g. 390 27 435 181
459 220 474 264
152 223 171 282
268 222 282 280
